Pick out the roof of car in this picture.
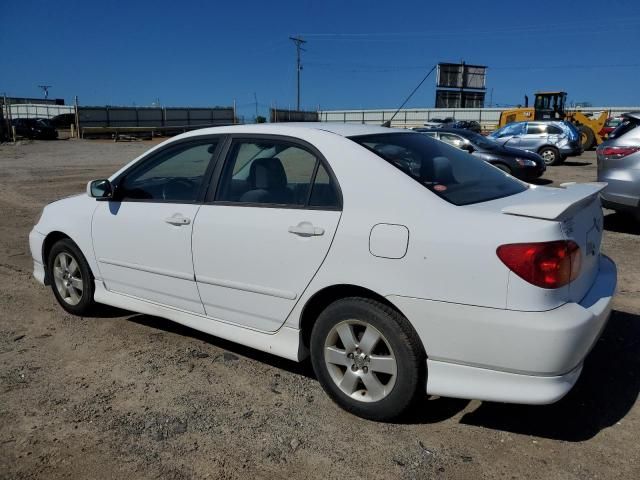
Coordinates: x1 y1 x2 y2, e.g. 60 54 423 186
622 112 640 121
179 122 408 139
414 127 475 136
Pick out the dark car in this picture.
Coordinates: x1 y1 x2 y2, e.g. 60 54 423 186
11 118 58 140
414 127 546 180
49 113 76 129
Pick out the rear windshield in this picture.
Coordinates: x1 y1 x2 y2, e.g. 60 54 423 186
608 117 639 139
350 132 527 206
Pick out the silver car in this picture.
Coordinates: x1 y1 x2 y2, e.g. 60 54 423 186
489 121 583 166
597 112 640 221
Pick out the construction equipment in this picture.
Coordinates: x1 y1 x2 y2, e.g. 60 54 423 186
498 91 608 150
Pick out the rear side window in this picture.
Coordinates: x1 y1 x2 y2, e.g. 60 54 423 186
215 139 340 208
526 124 547 135
546 125 564 135
350 133 527 206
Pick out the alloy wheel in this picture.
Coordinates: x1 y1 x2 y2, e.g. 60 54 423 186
323 319 397 402
541 149 557 164
52 252 84 306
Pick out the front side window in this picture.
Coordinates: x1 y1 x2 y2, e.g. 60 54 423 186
118 140 218 202
216 139 339 208
350 132 527 206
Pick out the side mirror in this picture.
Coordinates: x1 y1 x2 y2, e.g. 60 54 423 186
87 179 113 200
463 143 475 153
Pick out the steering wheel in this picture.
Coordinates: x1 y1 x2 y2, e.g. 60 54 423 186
162 178 195 201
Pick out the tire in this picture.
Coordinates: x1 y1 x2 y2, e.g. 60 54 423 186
538 146 562 166
578 125 595 150
47 238 96 315
310 297 425 421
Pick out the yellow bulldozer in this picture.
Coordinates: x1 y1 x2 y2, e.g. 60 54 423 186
498 91 607 150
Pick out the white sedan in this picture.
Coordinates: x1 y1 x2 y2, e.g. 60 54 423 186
29 123 616 420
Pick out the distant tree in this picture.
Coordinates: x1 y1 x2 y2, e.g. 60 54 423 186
255 115 267 124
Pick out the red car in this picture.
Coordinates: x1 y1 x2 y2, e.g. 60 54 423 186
600 116 624 139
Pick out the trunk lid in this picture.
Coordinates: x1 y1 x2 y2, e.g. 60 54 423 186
501 183 605 303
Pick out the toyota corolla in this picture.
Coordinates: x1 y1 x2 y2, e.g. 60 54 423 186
29 123 616 420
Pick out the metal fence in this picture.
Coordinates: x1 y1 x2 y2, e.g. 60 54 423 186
77 106 235 128
2 103 74 119
319 106 640 129
270 108 319 123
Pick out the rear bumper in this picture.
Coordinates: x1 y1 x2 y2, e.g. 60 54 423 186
598 167 640 210
389 255 616 404
426 360 582 405
560 142 583 157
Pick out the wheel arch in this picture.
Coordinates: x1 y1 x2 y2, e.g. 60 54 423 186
299 284 418 352
41 231 89 284
537 144 559 153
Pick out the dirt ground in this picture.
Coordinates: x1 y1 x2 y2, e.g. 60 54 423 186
1 138 639 480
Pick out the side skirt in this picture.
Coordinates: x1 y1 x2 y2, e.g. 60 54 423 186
93 282 305 361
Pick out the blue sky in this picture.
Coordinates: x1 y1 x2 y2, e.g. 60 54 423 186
2 0 639 120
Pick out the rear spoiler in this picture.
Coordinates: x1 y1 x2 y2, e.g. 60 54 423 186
501 182 606 220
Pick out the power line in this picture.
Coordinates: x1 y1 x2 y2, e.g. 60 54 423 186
304 61 640 73
289 35 307 110
301 16 640 39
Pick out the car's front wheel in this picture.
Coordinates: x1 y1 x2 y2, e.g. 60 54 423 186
310 297 425 421
48 238 96 315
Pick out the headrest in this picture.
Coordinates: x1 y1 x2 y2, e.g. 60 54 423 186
249 157 287 189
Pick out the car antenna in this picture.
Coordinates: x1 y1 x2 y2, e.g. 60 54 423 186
382 64 437 128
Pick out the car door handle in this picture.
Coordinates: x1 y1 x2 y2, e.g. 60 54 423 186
165 214 191 226
288 222 324 237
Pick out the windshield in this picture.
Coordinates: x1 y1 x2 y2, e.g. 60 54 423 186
350 132 527 206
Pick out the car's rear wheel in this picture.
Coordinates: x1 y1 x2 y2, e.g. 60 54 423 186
48 238 96 315
310 297 425 421
539 146 562 166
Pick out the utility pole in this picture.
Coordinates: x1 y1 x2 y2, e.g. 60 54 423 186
289 35 306 111
254 92 258 121
38 85 52 99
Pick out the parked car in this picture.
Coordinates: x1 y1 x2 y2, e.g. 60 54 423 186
11 118 58 140
489 121 582 166
50 113 77 129
597 112 640 221
421 118 481 133
599 116 624 139
414 127 545 180
30 123 616 420
450 120 482 133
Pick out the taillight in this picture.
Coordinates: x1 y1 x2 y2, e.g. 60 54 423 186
496 241 581 289
596 146 640 159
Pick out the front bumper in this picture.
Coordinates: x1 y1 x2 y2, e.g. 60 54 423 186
389 255 616 404
29 228 46 285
